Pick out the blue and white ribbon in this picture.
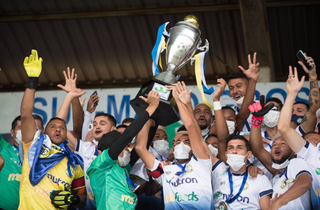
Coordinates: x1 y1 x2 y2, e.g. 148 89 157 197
151 22 169 76
198 50 214 94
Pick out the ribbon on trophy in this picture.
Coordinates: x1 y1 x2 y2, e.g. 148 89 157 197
152 22 169 76
194 46 214 109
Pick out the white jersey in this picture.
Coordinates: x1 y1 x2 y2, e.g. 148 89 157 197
211 160 272 210
296 141 320 209
294 124 305 136
74 139 97 210
150 155 213 210
271 158 312 210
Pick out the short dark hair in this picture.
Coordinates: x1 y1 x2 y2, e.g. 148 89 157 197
266 97 283 110
226 134 251 151
94 113 117 127
228 72 248 83
32 114 44 128
294 101 310 111
302 131 320 139
222 106 236 114
207 133 218 138
122 118 135 125
177 125 186 132
11 116 21 130
116 124 128 130
45 117 66 131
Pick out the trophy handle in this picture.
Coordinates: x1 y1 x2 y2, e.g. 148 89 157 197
190 39 209 65
197 39 209 53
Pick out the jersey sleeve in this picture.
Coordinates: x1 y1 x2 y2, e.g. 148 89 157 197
296 141 319 164
258 175 273 198
295 125 305 136
75 140 96 157
211 159 226 178
290 158 312 180
146 158 164 179
71 165 86 191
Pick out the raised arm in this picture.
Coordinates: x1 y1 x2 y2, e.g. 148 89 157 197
135 119 157 169
169 82 209 160
249 97 278 176
298 55 319 132
82 93 100 140
270 173 312 210
108 91 160 160
278 67 306 152
57 67 84 139
21 50 43 144
236 53 260 132
212 78 229 163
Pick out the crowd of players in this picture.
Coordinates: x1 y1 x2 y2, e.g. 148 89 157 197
0 49 319 210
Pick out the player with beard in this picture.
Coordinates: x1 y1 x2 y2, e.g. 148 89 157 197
278 65 320 208
135 82 213 210
227 53 260 134
193 103 213 139
19 50 87 209
249 94 313 210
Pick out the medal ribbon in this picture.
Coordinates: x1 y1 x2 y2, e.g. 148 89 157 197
225 168 248 204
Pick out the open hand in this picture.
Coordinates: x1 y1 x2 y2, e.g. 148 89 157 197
139 90 160 108
176 81 192 105
286 66 305 94
238 52 260 81
212 78 227 102
68 88 86 99
57 67 77 93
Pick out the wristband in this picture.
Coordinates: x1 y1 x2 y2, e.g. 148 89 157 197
26 77 38 90
251 116 264 127
309 78 317 82
213 101 222 110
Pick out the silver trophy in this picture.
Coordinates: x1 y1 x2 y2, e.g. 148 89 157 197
154 15 209 84
130 15 209 126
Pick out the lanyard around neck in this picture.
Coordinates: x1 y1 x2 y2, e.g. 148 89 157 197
225 168 248 204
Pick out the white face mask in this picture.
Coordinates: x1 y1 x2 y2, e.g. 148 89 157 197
226 154 246 171
174 142 191 159
153 139 169 158
231 96 244 108
271 153 293 170
226 120 235 134
264 110 280 128
201 126 210 137
15 130 22 145
208 144 218 157
118 150 131 167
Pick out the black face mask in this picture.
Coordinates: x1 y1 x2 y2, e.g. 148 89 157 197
291 114 304 126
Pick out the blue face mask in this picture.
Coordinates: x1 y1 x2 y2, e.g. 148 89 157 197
291 114 304 125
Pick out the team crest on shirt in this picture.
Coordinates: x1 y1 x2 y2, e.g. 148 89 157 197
243 182 249 191
185 164 193 173
280 179 287 189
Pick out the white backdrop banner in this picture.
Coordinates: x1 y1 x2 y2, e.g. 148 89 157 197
0 82 312 133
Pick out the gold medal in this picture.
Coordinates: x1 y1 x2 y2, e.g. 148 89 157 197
219 201 228 210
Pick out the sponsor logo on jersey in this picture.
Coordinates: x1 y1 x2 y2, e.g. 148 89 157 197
316 168 320 175
169 177 198 187
164 191 199 204
222 193 250 204
8 173 21 181
47 174 71 190
121 194 135 204
243 182 249 191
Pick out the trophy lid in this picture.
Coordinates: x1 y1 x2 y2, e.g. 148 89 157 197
183 15 199 28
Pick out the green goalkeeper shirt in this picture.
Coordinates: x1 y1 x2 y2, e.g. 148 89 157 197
0 135 21 210
87 148 137 210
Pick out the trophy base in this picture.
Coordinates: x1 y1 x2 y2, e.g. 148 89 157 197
130 79 180 126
